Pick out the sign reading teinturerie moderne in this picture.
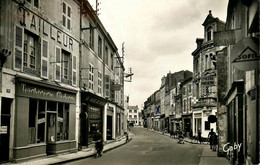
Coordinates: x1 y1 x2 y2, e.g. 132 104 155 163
16 82 76 103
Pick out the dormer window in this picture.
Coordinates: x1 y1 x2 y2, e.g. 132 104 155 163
207 26 212 41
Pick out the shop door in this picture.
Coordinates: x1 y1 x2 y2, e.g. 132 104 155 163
0 98 12 162
107 116 112 140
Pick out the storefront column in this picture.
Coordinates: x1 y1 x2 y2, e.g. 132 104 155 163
112 105 116 139
103 104 107 142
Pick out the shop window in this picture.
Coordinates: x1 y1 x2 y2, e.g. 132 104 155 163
47 101 57 112
28 99 37 144
37 100 45 143
62 2 71 30
205 121 210 130
57 103 69 141
28 99 45 144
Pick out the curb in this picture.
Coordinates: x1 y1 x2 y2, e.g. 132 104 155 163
55 136 134 164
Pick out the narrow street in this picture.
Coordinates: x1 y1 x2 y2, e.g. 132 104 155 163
66 127 204 165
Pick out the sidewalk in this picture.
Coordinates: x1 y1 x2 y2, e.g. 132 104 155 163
199 146 230 165
147 128 230 165
4 133 134 165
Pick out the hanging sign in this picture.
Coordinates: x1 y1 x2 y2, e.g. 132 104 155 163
231 37 259 71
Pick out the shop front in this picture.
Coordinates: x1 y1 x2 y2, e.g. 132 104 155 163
182 113 192 137
13 77 77 162
80 92 107 147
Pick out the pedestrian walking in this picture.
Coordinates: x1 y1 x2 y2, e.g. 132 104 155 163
212 133 218 151
208 128 216 149
198 129 202 144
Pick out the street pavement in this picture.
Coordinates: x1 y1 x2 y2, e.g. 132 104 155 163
4 127 230 165
66 127 205 165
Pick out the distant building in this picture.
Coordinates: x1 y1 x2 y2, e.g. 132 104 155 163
191 11 225 138
127 105 140 126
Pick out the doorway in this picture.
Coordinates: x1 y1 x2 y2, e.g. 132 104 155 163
107 116 112 140
0 98 12 163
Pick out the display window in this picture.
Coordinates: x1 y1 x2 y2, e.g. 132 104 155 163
28 99 70 144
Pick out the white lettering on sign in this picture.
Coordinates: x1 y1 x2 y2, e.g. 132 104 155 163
21 83 75 101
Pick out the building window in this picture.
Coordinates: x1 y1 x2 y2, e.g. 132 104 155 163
182 87 186 95
205 55 208 70
89 63 94 90
189 97 192 111
129 110 132 113
207 27 212 41
24 32 37 69
111 53 114 70
98 71 102 94
61 51 70 80
104 46 108 65
134 110 137 113
27 0 39 8
183 100 186 112
98 36 102 58
105 75 110 98
188 84 191 93
62 2 71 30
205 121 210 130
89 24 94 49
134 115 137 118
129 115 132 118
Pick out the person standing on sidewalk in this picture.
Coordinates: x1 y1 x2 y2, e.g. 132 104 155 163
208 128 216 150
198 129 202 144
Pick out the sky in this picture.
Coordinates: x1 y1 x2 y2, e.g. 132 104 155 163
88 0 229 109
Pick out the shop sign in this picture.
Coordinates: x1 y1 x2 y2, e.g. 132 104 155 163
16 82 76 103
194 113 202 118
231 37 259 71
18 6 75 51
201 76 215 86
0 126 7 134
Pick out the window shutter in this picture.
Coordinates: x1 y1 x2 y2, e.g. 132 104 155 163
14 26 23 70
55 47 61 81
72 55 76 86
41 39 48 78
